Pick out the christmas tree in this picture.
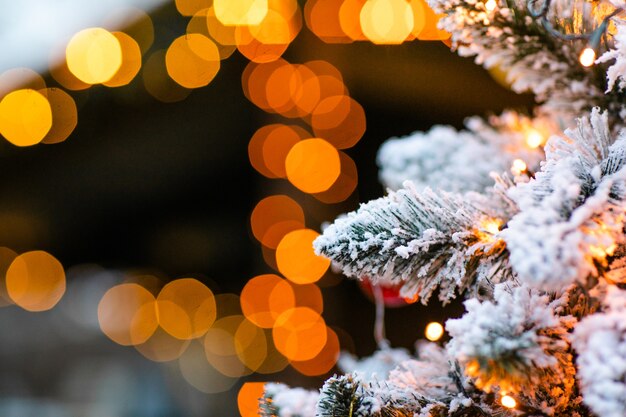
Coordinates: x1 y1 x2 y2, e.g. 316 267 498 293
259 1 626 416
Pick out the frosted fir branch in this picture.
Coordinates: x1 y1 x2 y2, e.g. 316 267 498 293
389 342 461 401
598 20 626 92
572 287 626 417
377 112 547 193
316 374 451 417
428 0 626 126
446 284 577 414
259 383 318 417
313 183 515 304
338 348 413 381
503 108 626 293
317 348 508 417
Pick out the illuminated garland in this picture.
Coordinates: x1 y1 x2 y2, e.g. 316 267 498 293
527 0 624 65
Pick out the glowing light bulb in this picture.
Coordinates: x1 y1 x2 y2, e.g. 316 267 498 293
485 0 497 12
425 322 444 341
511 159 527 175
579 47 596 67
526 130 543 148
482 220 501 235
501 395 517 409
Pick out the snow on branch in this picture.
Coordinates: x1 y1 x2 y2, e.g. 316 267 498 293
313 183 514 304
572 288 626 417
446 284 577 413
428 0 626 126
598 20 626 93
377 112 546 193
259 383 318 417
338 348 413 381
503 108 626 292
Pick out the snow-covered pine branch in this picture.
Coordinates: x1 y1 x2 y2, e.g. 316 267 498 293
597 20 626 94
428 0 626 127
316 374 439 417
446 284 577 414
259 383 319 417
572 288 626 417
313 183 515 304
338 347 413 381
378 112 546 193
503 108 626 293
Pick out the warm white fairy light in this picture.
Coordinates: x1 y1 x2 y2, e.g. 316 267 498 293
511 158 527 175
482 219 501 235
425 322 444 341
526 129 543 148
500 394 517 409
485 0 497 12
579 47 596 67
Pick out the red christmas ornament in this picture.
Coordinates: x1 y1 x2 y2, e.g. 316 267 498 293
357 277 418 308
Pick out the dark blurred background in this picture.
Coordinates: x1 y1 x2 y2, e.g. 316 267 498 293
0 1 533 415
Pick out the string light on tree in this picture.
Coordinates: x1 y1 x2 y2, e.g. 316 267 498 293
500 394 517 409
579 47 596 67
485 0 497 12
424 322 444 342
525 129 543 148
511 158 527 176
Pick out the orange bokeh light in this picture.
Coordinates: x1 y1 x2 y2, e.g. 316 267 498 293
311 95 366 149
276 229 330 284
134 327 191 362
235 28 289 63
205 7 237 46
263 124 310 178
156 278 216 340
339 0 367 41
176 0 212 16
66 27 123 84
188 9 237 61
264 61 297 114
49 49 91 91
409 0 427 37
250 194 305 248
143 50 192 103
103 32 142 87
241 274 296 328
0 89 52 147
360 0 414 44
38 88 78 145
313 151 358 204
98 283 158 346
290 282 324 314
285 138 341 193
235 318 268 371
247 9 292 45
249 123 310 178
238 382 266 417
166 34 221 88
290 327 339 375
287 65 322 118
242 59 285 110
305 0 352 43
5 251 65 312
214 0 269 26
272 307 327 361
204 315 256 377
414 0 450 40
